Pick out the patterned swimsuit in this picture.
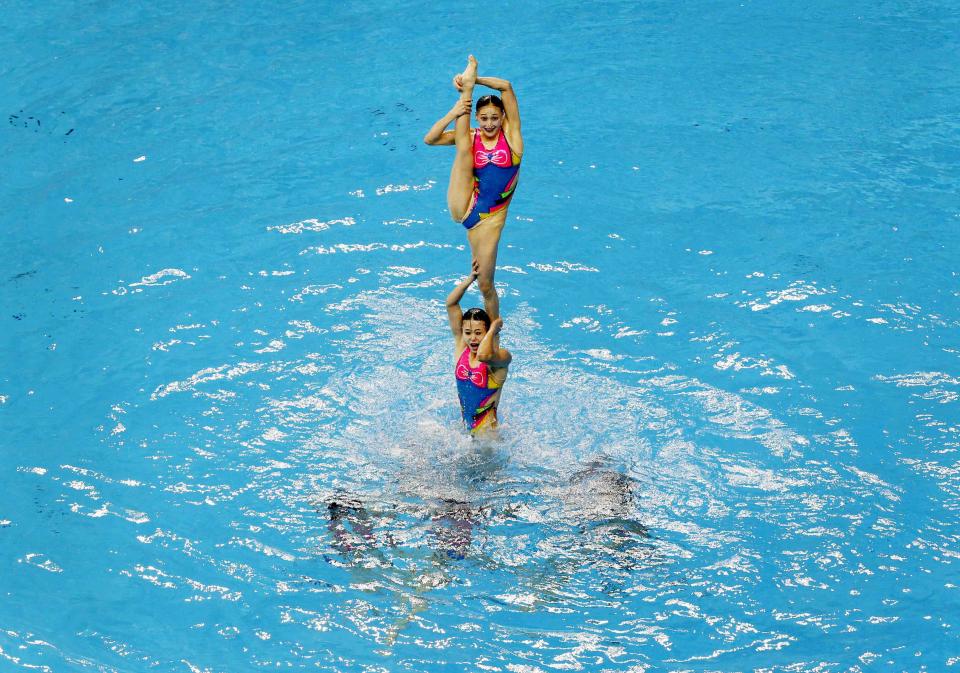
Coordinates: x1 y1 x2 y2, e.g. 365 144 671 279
455 346 501 431
461 130 521 230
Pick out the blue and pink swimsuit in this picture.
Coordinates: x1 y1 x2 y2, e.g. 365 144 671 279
461 130 521 230
455 346 501 432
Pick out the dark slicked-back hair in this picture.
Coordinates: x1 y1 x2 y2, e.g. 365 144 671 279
475 94 505 114
461 307 491 330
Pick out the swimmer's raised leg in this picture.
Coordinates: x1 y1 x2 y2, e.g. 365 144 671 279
446 55 478 221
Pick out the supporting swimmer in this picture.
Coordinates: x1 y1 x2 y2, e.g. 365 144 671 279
445 261 512 434
424 55 524 322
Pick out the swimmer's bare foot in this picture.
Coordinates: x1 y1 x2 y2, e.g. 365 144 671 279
461 55 478 88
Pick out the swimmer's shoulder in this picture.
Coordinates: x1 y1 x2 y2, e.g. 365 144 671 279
488 347 512 376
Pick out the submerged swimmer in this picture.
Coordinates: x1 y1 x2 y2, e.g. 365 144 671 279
446 262 512 434
424 55 523 321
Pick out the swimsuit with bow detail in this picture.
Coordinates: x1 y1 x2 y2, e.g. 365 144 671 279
461 129 521 230
455 346 502 431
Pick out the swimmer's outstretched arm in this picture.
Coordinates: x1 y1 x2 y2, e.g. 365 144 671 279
476 317 512 367
424 99 471 146
445 262 479 338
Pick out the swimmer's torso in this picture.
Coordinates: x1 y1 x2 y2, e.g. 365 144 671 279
455 346 504 432
462 130 521 229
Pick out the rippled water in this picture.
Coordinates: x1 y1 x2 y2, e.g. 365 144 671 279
2 1 959 671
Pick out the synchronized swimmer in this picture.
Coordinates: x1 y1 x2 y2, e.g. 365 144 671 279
424 55 523 323
446 262 512 434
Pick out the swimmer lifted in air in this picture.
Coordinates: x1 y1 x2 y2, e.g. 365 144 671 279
446 261 512 434
424 55 523 322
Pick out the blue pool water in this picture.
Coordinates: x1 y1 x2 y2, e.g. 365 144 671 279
2 1 959 671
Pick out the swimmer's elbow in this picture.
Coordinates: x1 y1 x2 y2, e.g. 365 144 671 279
423 134 437 145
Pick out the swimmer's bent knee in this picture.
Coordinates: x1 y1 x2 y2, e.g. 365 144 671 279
477 276 495 295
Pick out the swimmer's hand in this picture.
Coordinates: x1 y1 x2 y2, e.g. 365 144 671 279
453 73 463 91
446 265 482 336
448 99 471 119
470 258 480 280
425 99 468 144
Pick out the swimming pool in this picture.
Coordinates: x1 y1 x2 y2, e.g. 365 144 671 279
2 1 958 671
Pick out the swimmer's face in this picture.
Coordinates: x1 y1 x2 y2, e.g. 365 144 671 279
475 105 503 137
461 319 488 352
